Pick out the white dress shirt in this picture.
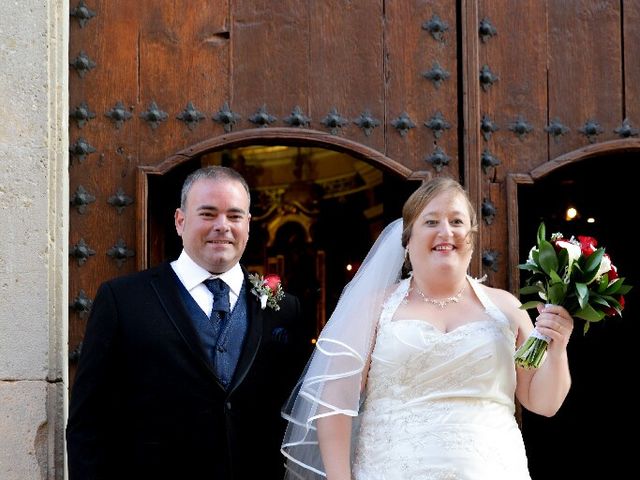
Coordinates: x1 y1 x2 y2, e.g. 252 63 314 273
171 250 244 318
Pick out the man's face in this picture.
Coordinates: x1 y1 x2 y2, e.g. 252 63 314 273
175 178 251 274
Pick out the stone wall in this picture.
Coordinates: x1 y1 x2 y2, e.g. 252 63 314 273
0 1 68 478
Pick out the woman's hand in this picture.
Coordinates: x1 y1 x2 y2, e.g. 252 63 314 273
534 303 574 354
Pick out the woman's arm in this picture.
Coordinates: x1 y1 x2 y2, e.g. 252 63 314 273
489 287 573 416
315 288 386 480
316 327 376 480
317 414 353 480
515 303 573 416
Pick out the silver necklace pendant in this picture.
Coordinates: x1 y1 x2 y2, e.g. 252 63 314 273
412 285 465 309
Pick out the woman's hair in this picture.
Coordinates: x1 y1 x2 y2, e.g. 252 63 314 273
401 176 478 265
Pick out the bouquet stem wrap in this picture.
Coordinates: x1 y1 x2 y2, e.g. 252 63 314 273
514 328 550 369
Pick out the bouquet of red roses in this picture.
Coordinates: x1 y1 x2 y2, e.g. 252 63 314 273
514 222 632 369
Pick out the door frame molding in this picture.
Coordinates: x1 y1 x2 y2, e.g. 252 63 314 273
506 138 640 293
136 127 427 269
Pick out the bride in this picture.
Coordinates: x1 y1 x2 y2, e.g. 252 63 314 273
281 177 573 479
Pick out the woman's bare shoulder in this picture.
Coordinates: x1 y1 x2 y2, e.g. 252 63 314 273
473 281 525 313
476 281 532 328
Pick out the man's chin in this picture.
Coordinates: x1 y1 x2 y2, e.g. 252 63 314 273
204 255 235 274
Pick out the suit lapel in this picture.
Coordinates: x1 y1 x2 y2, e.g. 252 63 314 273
228 270 264 394
149 263 221 382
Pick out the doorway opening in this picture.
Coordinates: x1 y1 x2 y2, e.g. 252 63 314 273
517 154 638 478
145 144 420 356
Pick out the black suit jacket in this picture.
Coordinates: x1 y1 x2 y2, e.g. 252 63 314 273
67 262 304 480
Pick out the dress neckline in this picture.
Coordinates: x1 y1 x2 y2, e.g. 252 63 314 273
390 317 495 336
382 275 509 334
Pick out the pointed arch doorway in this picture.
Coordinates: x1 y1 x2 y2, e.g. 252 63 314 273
514 143 639 478
137 129 423 353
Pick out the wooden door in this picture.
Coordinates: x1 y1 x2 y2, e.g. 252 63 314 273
68 0 460 371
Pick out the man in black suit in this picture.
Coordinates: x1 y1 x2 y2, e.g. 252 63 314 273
67 166 304 479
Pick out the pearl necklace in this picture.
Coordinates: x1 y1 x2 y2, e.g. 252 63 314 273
412 283 466 309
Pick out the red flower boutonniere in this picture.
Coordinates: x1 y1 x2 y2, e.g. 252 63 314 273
249 273 285 311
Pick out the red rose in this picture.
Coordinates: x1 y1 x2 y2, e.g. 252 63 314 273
264 274 281 291
577 235 598 256
604 295 625 317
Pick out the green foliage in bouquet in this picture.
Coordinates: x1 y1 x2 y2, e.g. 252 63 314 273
515 222 632 368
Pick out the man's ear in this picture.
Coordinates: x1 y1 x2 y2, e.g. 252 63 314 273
174 208 185 235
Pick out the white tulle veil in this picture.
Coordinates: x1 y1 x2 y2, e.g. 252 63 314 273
281 218 406 479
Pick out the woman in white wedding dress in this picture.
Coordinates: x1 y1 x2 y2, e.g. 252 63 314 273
281 177 574 480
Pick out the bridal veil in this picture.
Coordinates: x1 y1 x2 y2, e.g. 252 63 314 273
281 219 405 478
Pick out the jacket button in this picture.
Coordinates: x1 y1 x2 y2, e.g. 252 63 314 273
226 402 232 410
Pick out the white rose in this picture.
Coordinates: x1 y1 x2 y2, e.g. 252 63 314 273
595 254 612 280
555 240 581 267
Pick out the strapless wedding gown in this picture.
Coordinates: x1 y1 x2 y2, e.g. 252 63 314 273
352 277 531 480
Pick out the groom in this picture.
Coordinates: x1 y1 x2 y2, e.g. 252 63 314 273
67 166 304 479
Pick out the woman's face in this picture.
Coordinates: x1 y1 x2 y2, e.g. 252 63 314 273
407 190 474 277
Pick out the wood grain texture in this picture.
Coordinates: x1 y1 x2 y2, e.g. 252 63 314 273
385 0 459 173
308 0 384 151
506 173 533 293
479 0 549 176
138 0 230 161
231 0 309 128
531 137 640 178
69 1 146 371
461 0 482 277
69 1 231 373
547 0 623 158
623 0 640 124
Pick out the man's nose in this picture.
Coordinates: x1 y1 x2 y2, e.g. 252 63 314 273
213 216 230 231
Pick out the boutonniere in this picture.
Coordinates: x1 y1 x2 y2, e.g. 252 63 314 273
248 273 285 311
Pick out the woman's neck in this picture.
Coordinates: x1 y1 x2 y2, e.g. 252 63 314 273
411 272 468 298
